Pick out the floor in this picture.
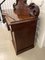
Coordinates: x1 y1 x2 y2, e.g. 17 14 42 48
0 27 45 60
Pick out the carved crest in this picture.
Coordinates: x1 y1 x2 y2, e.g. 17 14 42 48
13 0 40 19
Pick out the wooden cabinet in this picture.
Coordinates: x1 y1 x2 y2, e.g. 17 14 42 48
3 10 37 54
2 0 40 54
3 9 38 55
11 19 37 54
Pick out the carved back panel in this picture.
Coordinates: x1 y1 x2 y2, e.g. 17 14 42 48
13 0 40 19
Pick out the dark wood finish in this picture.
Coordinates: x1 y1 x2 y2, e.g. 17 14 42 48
2 0 40 55
3 10 37 55
11 20 37 55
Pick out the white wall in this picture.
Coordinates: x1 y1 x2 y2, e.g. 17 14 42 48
1 0 16 10
36 0 45 48
0 0 45 48
37 11 45 48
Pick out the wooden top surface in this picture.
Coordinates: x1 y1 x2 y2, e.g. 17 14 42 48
2 9 37 25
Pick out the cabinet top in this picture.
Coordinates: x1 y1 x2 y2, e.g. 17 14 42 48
3 9 36 20
2 9 37 25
